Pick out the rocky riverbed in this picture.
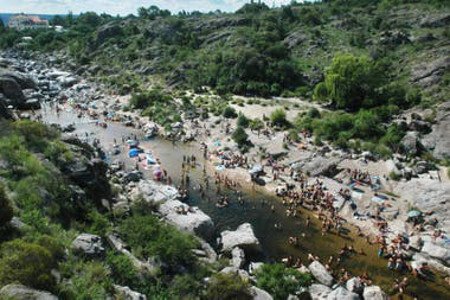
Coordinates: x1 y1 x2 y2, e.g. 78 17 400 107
1 50 450 299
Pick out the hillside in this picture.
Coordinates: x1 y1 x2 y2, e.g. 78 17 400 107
2 1 448 101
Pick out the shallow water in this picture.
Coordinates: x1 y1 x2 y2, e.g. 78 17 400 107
40 104 450 299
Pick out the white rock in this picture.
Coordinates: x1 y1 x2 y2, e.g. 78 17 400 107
251 286 273 300
409 235 423 251
308 261 334 287
327 287 359 300
249 262 264 275
346 277 363 295
159 200 214 239
421 241 450 265
0 284 57 300
132 180 179 204
114 285 147 300
220 223 261 253
309 283 332 300
71 233 104 256
231 247 246 269
362 286 387 300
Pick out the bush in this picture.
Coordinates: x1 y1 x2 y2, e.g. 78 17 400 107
270 108 289 128
237 113 250 128
249 118 264 131
118 215 199 269
0 184 13 227
0 240 57 291
232 126 250 148
59 260 112 299
223 106 238 119
205 273 252 300
256 264 313 300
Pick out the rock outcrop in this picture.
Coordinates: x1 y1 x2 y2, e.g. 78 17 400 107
308 283 332 300
72 233 105 256
308 261 334 287
326 287 359 300
421 101 450 159
421 241 450 265
363 286 387 300
220 223 261 253
250 286 273 300
158 200 214 239
0 284 57 300
411 57 450 88
131 180 180 204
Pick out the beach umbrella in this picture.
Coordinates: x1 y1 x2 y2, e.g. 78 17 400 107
128 148 139 158
408 210 422 218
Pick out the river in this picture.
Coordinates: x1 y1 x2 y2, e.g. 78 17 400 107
39 102 450 299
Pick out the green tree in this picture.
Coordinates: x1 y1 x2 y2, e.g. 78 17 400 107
0 184 13 227
256 264 313 300
314 53 383 111
232 126 249 148
205 273 252 300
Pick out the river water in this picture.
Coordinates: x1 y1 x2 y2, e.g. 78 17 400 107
39 103 450 299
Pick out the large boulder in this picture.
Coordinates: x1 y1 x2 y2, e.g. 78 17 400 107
0 284 57 300
0 76 25 105
250 286 273 300
308 261 334 287
292 156 341 177
309 284 332 300
158 200 214 239
421 241 450 265
131 180 179 204
346 277 364 295
362 286 387 300
220 223 261 253
0 70 37 90
326 287 359 300
401 131 421 156
72 233 105 256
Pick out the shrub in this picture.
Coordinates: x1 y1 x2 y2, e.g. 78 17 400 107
59 261 112 299
256 264 313 300
232 126 250 148
249 118 264 131
0 240 57 291
270 108 289 128
118 215 199 269
205 273 252 300
237 113 250 128
223 106 238 119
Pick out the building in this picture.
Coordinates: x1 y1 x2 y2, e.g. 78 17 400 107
8 14 49 30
